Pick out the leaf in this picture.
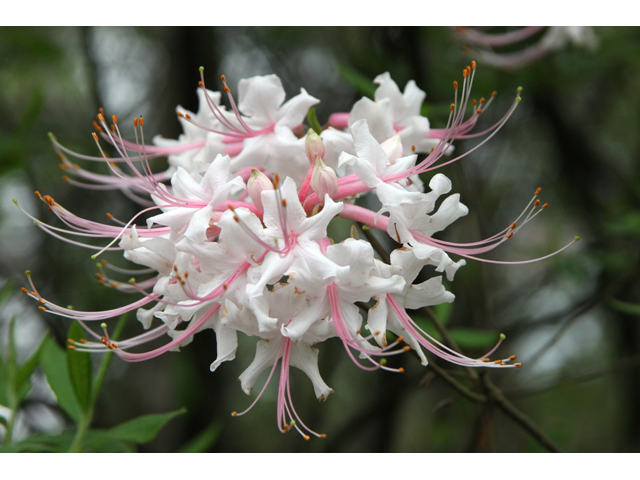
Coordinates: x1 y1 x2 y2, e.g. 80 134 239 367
448 328 499 350
86 408 187 447
0 280 14 306
431 302 453 327
609 298 640 317
14 332 49 404
40 337 82 424
306 108 323 135
337 63 377 99
178 420 222 453
66 322 92 414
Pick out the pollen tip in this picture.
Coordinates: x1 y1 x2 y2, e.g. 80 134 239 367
199 66 204 72
574 236 581 242
396 336 404 343
68 345 77 350
100 322 107 330
516 97 522 104
320 434 327 438
535 187 542 195
112 115 118 125
62 175 70 182
491 91 497 97
20 287 29 294
35 190 42 198
515 363 523 368
500 333 506 340
47 132 54 139
91 254 97 260
517 86 523 93
398 367 405 373
38 306 46 311
482 358 490 362
541 203 549 209
220 74 226 83
128 278 136 284
509 355 517 361
403 346 411 352
471 60 476 70
92 132 99 141
25 270 31 276
12 198 17 204
304 435 310 441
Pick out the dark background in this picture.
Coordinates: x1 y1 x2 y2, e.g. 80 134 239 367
1 26 639 452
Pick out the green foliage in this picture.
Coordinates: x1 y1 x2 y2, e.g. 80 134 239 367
306 107 323 135
40 336 83 424
178 420 222 453
66 322 92 414
609 298 640 317
90 408 187 446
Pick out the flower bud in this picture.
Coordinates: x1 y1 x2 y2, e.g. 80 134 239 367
311 157 338 200
247 168 273 210
305 129 325 164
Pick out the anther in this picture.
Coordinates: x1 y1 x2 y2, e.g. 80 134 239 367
472 99 477 106
139 117 144 126
35 191 42 198
173 265 178 272
471 60 476 70
494 359 502 364
21 287 29 294
97 113 105 123
402 346 411 352
109 124 115 132
185 114 191 120
509 355 517 361
67 338 75 344
480 97 485 104
62 176 70 182
281 199 287 208
92 121 103 132
482 358 490 362
463 69 467 78
92 132 99 142
38 306 46 311
510 222 517 229
453 80 458 89
133 117 138 127
491 91 497 97
112 115 118 125
220 74 227 83
304 435 310 441
59 163 69 170
477 109 483 115
106 213 113 219
98 280 106 286
506 232 514 239
535 187 541 195
99 108 104 116
534 199 540 207
43 195 55 206
515 363 523 368
450 103 455 111
68 345 77 350
541 203 549 209
396 336 404 343
411 145 416 152
177 112 184 118
398 367 405 373
320 434 327 438
198 81 204 88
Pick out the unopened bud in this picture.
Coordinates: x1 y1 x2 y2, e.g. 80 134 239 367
311 158 338 200
247 169 273 211
305 129 325 164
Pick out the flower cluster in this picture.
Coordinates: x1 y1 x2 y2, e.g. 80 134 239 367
454 27 598 70
17 63 577 439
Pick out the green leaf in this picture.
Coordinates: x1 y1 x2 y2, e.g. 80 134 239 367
14 332 50 404
40 337 82 424
448 328 499 350
306 108 323 135
87 408 186 447
609 298 640 316
0 354 8 406
66 322 92 414
337 63 376 98
0 280 14 306
178 420 222 453
431 302 453 327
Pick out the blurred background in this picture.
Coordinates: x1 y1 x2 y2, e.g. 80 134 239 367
1 26 639 452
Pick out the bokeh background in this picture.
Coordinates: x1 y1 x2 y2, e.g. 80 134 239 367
1 26 639 452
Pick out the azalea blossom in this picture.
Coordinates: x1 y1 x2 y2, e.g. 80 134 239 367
16 64 579 439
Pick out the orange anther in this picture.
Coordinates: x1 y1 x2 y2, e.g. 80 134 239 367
109 124 115 132
534 199 540 207
224 86 230 93
99 107 104 115
471 60 476 70
95 273 103 279
320 434 327 438
509 355 517 361
198 81 204 88
510 222 517 229
411 145 416 152
463 69 467 78
173 265 178 272
59 163 69 170
220 74 227 83
43 195 55 206
97 113 105 123
185 114 191 120
535 187 542 195
68 345 77 350
106 213 113 219
477 109 483 115
507 232 514 239
62 176 70 182
92 132 99 142
482 358 490 362
541 203 549 209
92 121 103 132
38 306 46 311
133 117 138 127
21 287 29 294
453 80 458 89
494 359 502 364
396 336 404 343
35 191 42 198
177 112 184 118
398 367 405 373
472 99 477 106
403 346 411 352
139 117 144 126
98 280 106 286
491 91 497 97
480 97 485 104
515 363 523 368
112 115 118 125
450 103 455 111
281 199 287 208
